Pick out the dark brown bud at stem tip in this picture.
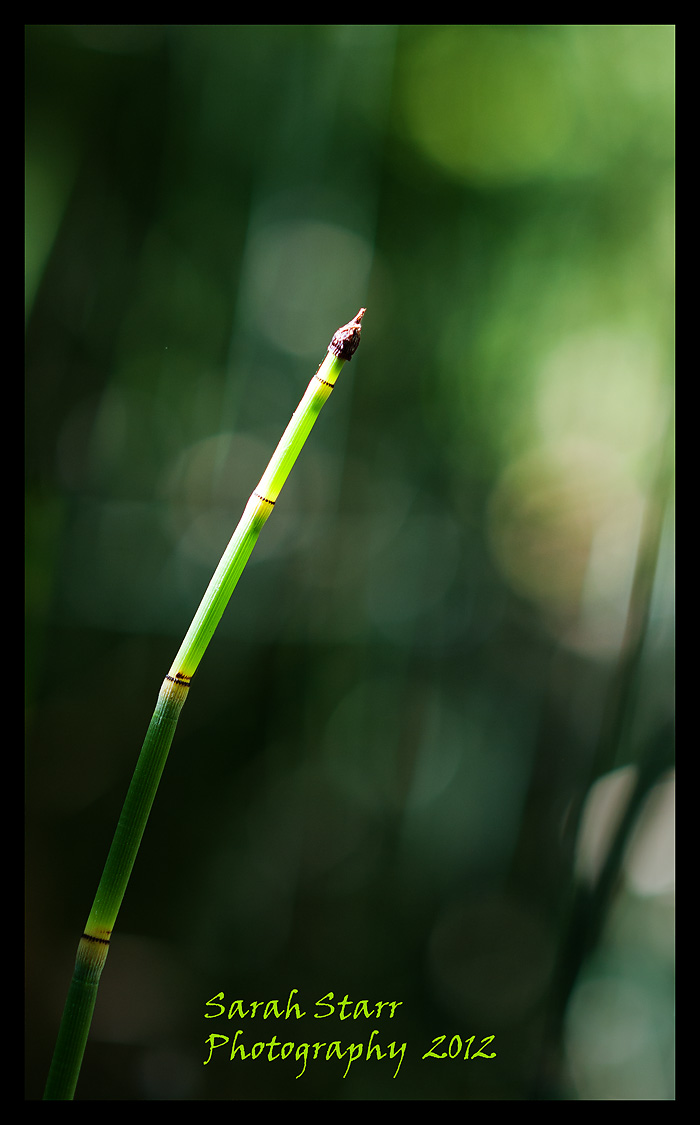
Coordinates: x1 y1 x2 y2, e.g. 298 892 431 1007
328 308 366 361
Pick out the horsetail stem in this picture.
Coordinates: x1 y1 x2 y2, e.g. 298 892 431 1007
43 308 366 1100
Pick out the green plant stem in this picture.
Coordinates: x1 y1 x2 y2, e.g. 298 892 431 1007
44 308 366 1100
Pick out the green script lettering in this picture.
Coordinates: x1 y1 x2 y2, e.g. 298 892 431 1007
388 1040 407 1078
295 1042 310 1079
205 993 226 1018
326 1040 347 1063
375 1000 403 1018
342 1043 364 1078
366 1029 385 1061
203 1034 228 1063
314 992 335 1018
285 988 306 1019
230 1029 249 1060
353 1000 373 1019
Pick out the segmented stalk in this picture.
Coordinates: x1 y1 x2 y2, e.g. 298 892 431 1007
44 308 365 1100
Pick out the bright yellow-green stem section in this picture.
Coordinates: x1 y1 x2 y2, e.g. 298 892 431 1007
44 319 359 1099
168 348 344 679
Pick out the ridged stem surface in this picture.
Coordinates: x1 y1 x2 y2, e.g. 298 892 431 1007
44 310 365 1099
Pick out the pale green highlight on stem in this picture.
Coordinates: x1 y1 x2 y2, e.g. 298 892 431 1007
44 309 365 1100
170 348 343 679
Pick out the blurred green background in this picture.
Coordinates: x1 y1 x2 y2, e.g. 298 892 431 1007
25 25 674 1100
